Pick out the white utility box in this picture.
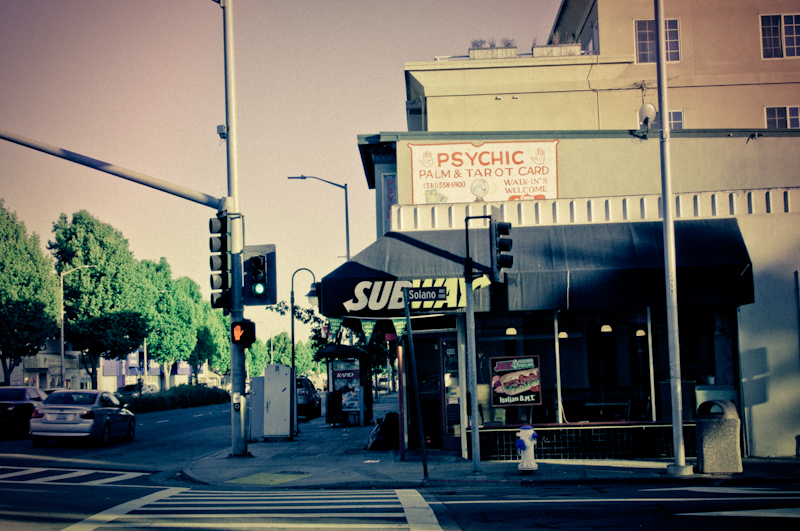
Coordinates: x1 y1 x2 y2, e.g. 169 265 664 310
250 364 292 439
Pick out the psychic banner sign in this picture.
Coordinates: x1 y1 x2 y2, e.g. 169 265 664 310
409 140 559 204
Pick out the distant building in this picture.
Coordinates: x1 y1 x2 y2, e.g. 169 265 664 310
319 0 800 459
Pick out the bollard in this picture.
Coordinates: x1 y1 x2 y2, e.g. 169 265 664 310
516 425 538 472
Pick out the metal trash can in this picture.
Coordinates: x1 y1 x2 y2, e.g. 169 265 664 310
696 399 742 474
326 390 343 425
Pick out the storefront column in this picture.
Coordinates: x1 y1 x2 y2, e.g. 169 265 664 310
553 311 564 424
646 307 657 421
397 342 406 461
457 314 468 459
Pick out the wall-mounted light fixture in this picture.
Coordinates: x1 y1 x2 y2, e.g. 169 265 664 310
600 324 613 333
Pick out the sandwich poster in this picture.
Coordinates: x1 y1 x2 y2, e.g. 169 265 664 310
490 356 541 407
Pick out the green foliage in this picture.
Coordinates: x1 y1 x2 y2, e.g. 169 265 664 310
246 339 270 378
49 211 139 320
0 301 58 384
49 211 146 388
0 200 59 384
70 311 149 386
122 384 230 414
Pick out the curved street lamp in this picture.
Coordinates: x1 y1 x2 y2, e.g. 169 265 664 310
290 268 317 437
60 264 96 388
288 175 350 261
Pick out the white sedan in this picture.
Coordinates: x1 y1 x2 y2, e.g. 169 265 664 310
30 390 135 446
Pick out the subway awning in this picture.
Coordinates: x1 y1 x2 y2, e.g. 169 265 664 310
319 218 754 318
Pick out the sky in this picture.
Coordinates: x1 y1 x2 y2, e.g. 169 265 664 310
0 0 561 342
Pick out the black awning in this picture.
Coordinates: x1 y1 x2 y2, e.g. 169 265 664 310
319 218 753 318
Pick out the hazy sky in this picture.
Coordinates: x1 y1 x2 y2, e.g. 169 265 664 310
0 0 561 341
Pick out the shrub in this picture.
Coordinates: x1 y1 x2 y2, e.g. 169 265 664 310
123 385 230 414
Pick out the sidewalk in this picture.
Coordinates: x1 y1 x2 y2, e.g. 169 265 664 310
183 392 800 489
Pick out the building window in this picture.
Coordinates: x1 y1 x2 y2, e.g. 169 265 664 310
644 110 684 130
669 111 684 129
762 14 800 58
636 19 680 63
766 106 800 128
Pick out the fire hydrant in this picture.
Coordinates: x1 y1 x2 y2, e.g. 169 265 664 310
515 425 538 472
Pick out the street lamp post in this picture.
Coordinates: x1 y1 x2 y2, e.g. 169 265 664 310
288 175 350 261
60 264 96 388
290 268 317 437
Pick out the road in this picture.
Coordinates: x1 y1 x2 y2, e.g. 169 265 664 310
2 405 799 530
0 402 231 472
425 482 800 530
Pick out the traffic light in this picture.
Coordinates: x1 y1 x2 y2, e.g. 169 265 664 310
489 217 513 283
243 244 277 306
209 211 232 309
231 319 256 349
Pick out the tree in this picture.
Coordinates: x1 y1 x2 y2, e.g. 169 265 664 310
145 277 202 390
246 339 269 378
0 200 59 385
206 308 230 375
48 210 144 388
0 301 57 385
188 326 215 385
69 311 149 389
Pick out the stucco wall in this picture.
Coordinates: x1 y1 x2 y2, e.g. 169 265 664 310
737 213 800 457
393 134 800 205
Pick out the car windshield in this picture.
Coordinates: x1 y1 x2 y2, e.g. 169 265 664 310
0 389 26 401
44 392 97 406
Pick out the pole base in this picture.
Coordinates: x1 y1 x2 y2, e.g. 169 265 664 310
666 464 694 476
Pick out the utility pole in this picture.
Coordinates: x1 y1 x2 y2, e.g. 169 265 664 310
216 0 248 457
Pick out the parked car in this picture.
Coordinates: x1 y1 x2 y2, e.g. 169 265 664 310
30 390 135 446
115 383 158 398
296 376 321 418
0 386 48 436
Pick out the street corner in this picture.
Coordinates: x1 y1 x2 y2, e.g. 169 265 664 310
226 471 312 486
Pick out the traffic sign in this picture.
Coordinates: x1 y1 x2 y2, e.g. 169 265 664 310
405 286 448 302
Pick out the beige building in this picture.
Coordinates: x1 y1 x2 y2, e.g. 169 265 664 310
405 0 800 133
320 0 800 460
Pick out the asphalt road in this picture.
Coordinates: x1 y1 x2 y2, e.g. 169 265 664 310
3 405 800 530
0 402 231 472
425 482 800 530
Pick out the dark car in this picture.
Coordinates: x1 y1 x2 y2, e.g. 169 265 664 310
30 390 135 446
0 386 48 436
296 377 321 418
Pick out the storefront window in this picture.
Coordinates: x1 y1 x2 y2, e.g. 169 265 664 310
474 306 739 426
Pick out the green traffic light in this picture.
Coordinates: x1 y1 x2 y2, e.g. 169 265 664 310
252 283 266 295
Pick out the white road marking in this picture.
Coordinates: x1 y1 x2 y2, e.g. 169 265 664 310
60 487 186 531
396 489 443 531
27 470 95 483
679 507 800 518
0 467 47 479
435 496 800 504
83 472 149 485
643 486 797 494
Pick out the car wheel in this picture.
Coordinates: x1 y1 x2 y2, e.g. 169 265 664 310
32 436 46 448
124 420 135 442
100 424 112 446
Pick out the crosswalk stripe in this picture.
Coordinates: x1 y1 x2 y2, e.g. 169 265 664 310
0 466 149 486
27 470 96 483
0 467 47 479
82 472 149 485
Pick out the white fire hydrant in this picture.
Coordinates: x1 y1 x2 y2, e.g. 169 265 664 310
515 425 538 472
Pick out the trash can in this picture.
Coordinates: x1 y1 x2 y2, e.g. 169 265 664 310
696 399 742 474
326 390 343 425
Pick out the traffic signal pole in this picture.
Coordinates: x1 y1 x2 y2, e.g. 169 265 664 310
218 0 248 458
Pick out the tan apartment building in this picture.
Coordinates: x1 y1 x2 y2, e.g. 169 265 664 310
318 0 800 460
